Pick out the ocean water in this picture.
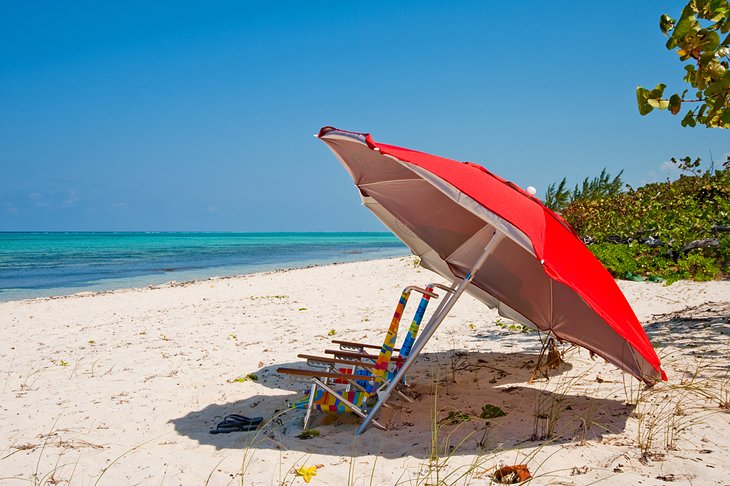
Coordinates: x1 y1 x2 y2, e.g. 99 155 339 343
0 232 408 301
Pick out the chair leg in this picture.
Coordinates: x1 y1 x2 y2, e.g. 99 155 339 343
303 381 317 430
395 388 414 403
313 379 386 430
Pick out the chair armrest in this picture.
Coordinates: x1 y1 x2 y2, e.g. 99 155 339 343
324 349 402 362
331 339 400 352
277 367 377 382
297 354 376 369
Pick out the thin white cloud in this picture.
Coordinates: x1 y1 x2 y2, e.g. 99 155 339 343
644 154 727 185
61 189 79 208
29 191 49 208
659 160 676 172
27 189 80 209
2 201 17 214
640 160 680 186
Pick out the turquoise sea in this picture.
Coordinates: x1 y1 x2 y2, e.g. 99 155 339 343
0 232 408 301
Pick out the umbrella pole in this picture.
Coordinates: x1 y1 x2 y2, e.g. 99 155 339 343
356 230 503 434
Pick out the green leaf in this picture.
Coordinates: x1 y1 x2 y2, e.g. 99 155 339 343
669 94 683 115
649 83 667 98
681 110 695 127
709 4 729 23
704 78 722 95
660 14 675 35
636 86 655 115
698 74 708 91
673 12 698 39
682 110 694 127
702 30 721 50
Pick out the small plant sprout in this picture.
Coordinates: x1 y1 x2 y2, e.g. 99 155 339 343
250 294 289 300
296 429 320 440
494 318 532 333
327 329 336 336
480 404 506 419
440 409 472 425
229 334 237 341
227 374 258 383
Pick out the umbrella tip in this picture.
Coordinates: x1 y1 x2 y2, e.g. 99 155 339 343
527 186 537 196
313 134 319 137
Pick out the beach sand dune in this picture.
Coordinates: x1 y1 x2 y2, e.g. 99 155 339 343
1 257 728 485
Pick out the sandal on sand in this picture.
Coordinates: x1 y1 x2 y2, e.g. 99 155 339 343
223 414 263 426
209 421 260 434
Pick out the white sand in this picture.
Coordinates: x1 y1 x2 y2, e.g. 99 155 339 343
1 257 729 485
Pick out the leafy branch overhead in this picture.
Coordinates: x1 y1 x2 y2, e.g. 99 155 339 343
637 0 730 128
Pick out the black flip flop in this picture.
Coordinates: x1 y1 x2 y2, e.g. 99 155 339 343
209 421 259 434
223 414 263 425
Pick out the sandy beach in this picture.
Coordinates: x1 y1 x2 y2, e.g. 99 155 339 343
1 256 729 485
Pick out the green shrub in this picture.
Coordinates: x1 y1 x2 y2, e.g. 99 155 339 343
676 253 722 282
718 235 730 270
590 243 639 277
558 162 729 282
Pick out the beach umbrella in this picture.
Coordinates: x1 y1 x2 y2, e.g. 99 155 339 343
317 126 666 434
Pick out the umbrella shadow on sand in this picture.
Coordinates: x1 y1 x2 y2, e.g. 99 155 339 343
170 350 635 458
645 302 730 380
645 302 730 347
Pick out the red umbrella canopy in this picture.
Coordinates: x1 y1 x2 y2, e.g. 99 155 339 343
319 126 666 385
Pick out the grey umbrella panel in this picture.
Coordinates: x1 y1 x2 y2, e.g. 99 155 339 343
325 133 554 328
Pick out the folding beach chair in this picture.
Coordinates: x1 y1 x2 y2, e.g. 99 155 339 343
329 283 455 380
305 284 444 392
278 284 447 430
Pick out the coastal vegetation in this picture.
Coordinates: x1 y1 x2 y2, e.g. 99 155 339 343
546 157 729 282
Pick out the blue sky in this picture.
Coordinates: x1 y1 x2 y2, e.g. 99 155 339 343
0 1 726 231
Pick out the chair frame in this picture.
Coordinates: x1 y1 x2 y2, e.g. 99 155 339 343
278 284 441 430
